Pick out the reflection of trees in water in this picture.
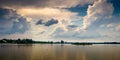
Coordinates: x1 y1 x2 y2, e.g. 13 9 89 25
0 44 33 48
17 44 33 48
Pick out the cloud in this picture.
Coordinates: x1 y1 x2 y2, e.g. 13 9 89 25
68 25 78 28
0 8 30 35
17 7 81 32
45 19 58 26
36 19 58 26
36 20 43 25
47 0 120 41
0 0 120 41
0 0 95 9
9 17 29 33
17 8 78 21
82 0 114 30
0 0 95 40
52 27 104 40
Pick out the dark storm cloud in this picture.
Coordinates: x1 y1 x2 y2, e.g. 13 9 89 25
0 8 29 34
36 19 58 26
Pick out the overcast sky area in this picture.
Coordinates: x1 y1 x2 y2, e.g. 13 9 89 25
0 0 120 42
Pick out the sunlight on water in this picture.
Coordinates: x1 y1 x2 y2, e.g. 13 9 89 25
0 44 120 60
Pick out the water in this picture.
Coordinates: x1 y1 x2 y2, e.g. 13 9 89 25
0 44 120 60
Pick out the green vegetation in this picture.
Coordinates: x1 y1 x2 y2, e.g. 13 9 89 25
71 42 92 45
0 39 120 45
0 39 33 44
34 41 54 44
71 42 120 45
0 39 62 44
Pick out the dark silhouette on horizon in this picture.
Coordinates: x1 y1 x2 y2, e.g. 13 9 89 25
0 38 120 45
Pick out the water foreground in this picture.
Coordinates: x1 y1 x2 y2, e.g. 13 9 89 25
0 44 120 60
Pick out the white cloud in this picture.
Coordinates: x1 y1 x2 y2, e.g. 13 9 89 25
1 0 120 41
17 7 82 33
17 8 78 21
81 0 114 30
0 0 95 40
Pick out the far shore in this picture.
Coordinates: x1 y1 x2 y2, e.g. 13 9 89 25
0 39 120 45
1 39 120 45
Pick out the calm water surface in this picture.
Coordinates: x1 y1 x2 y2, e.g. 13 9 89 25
0 44 120 60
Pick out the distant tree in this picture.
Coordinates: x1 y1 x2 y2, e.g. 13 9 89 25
18 38 21 41
61 40 64 44
0 40 7 43
16 38 21 43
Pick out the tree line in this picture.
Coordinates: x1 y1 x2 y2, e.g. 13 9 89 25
0 39 33 44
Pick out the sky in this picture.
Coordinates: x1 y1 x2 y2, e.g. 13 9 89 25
0 0 120 42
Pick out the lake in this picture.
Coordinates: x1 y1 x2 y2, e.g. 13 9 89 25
0 44 120 60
